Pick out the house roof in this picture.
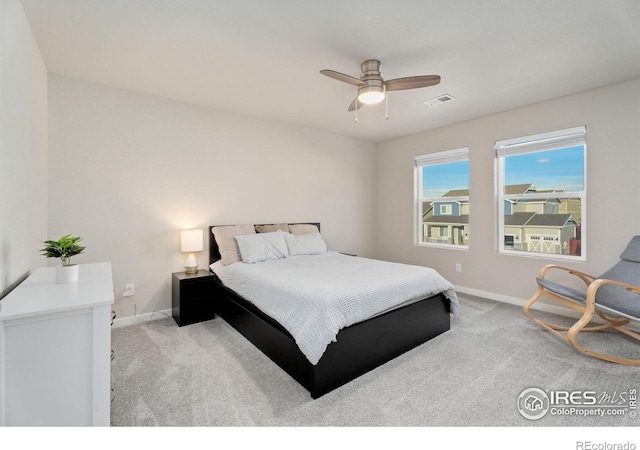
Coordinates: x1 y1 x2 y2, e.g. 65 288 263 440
443 189 469 197
424 215 469 225
514 197 562 204
442 184 535 197
504 212 537 226
527 214 577 227
504 184 535 195
504 212 578 227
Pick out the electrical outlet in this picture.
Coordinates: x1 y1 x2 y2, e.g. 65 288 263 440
123 283 135 297
455 263 462 273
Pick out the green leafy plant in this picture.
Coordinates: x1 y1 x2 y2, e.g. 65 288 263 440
40 234 86 266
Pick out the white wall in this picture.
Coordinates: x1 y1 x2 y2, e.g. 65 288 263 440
9 3 639 318
376 79 640 304
0 0 48 298
48 74 377 318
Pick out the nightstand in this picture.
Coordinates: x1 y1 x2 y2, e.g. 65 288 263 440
172 270 216 326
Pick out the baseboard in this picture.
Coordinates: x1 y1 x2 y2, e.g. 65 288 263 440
453 285 585 318
454 285 640 332
112 309 173 328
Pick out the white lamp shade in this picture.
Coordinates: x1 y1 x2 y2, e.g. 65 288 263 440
357 83 385 105
181 229 204 252
358 90 385 104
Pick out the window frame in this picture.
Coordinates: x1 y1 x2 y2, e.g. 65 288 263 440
414 147 470 250
495 126 587 261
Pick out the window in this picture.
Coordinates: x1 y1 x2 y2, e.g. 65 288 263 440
415 148 469 248
496 126 586 260
439 205 452 215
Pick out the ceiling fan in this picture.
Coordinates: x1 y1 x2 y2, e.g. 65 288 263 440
320 59 441 112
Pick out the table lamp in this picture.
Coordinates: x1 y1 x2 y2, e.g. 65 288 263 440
181 229 203 274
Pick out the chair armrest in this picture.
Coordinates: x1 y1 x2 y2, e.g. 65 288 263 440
586 278 640 303
538 264 597 287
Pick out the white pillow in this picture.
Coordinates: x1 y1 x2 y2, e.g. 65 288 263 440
235 230 289 264
284 231 327 256
211 224 256 265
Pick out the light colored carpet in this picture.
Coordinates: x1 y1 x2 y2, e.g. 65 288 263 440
110 294 640 427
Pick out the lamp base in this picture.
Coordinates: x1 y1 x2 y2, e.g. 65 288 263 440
184 253 198 275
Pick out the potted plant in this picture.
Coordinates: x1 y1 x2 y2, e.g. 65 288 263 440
40 234 86 283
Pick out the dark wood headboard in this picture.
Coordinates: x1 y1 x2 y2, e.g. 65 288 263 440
208 223 320 267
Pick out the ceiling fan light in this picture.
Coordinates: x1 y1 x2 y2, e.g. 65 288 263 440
358 90 385 104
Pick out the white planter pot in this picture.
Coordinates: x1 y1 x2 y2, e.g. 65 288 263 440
56 264 79 284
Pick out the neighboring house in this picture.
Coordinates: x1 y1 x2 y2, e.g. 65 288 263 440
422 184 580 254
505 184 562 216
422 212 469 245
503 184 581 255
559 197 582 222
504 212 579 254
422 189 470 245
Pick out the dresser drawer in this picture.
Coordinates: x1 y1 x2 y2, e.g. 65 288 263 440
179 297 216 326
181 278 214 300
172 271 216 327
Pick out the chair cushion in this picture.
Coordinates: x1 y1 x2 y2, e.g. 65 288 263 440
620 236 640 263
536 278 587 303
596 260 640 319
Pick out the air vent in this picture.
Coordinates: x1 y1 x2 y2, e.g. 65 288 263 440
424 94 455 107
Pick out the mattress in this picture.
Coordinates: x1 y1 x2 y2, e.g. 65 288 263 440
211 251 459 364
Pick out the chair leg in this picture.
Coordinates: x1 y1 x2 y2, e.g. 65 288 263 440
524 288 622 333
567 303 640 365
596 309 631 328
523 287 560 328
523 288 575 342
525 287 640 364
525 288 593 333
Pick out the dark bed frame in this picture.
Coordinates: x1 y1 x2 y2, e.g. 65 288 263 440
208 224 451 399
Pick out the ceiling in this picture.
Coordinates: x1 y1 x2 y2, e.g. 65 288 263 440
20 0 640 143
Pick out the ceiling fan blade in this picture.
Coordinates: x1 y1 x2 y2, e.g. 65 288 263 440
384 75 441 91
320 69 366 87
347 97 365 111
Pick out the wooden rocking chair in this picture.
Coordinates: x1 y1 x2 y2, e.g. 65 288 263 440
524 236 640 365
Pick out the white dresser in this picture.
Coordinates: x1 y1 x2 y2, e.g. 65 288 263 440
0 262 114 426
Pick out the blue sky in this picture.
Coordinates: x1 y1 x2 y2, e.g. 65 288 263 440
422 145 584 198
422 160 469 198
504 145 584 191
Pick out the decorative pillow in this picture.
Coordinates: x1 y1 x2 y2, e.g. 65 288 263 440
255 223 289 233
620 236 640 263
211 224 256 265
288 223 319 235
284 231 327 256
235 230 289 264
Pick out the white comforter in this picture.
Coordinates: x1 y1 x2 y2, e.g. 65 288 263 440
211 251 459 365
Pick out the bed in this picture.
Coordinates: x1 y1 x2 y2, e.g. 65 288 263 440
208 223 458 398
